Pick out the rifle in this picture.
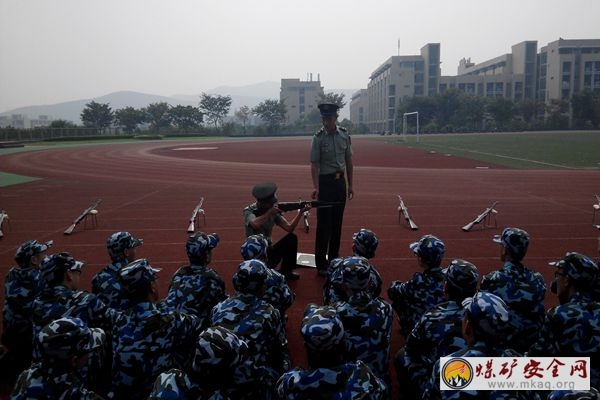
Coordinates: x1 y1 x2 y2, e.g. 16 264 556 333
0 210 9 238
462 201 498 232
593 194 600 223
187 197 205 233
397 196 418 230
277 200 343 212
64 199 102 235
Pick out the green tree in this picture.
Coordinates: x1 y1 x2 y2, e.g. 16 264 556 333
252 99 286 132
318 92 346 109
49 119 78 129
115 107 145 133
80 101 113 132
571 90 600 128
234 105 252 134
199 93 232 128
169 105 203 131
144 102 172 132
486 98 515 130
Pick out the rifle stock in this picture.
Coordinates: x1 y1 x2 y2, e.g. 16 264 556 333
187 197 205 233
277 200 342 212
0 210 8 238
462 201 498 232
398 196 418 230
64 199 102 235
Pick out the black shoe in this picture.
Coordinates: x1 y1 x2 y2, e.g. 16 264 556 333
282 270 300 280
317 269 329 277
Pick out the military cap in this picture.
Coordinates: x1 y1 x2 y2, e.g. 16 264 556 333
38 317 105 361
106 231 143 261
192 326 249 372
443 259 480 294
252 182 278 205
462 291 511 340
39 252 85 284
232 259 268 294
549 252 599 286
14 239 53 267
301 304 345 351
493 227 529 260
341 256 371 291
186 231 219 258
119 258 161 294
352 228 379 259
241 234 269 261
318 103 340 117
410 234 445 267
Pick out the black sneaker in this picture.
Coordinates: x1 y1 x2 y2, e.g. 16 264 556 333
282 270 300 280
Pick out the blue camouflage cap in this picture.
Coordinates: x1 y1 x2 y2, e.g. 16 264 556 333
493 227 529 260
301 304 345 351
241 234 269 261
119 258 161 294
39 252 85 284
341 256 371 291
106 231 143 261
352 228 379 259
186 231 219 259
443 259 480 294
410 234 445 267
192 326 249 372
549 252 599 286
14 239 53 267
232 259 268 294
38 317 105 361
462 291 511 340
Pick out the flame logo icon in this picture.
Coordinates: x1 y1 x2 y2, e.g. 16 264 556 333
441 358 473 389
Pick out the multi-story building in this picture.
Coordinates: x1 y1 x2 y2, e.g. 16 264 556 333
365 43 440 133
280 77 324 124
349 89 368 127
354 38 600 133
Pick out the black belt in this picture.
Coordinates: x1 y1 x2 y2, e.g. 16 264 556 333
321 171 344 180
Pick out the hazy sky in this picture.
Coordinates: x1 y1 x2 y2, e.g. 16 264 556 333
1 0 599 112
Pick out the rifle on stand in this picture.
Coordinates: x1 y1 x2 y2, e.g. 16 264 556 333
64 199 102 235
397 196 418 230
462 201 498 232
187 197 205 233
0 210 9 238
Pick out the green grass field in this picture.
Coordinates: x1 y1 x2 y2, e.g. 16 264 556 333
380 130 600 169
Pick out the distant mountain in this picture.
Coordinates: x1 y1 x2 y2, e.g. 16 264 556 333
1 82 359 124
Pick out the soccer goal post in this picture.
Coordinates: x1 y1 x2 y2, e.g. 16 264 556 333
402 111 420 142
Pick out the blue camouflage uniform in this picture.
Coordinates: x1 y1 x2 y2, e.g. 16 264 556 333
388 234 447 337
109 259 202 400
11 317 105 400
528 252 600 389
148 326 250 400
332 256 393 386
481 227 547 353
396 259 480 397
323 257 383 305
423 292 541 400
92 232 143 310
276 304 387 400
211 260 290 398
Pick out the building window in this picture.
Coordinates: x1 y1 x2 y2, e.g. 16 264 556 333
389 84 396 95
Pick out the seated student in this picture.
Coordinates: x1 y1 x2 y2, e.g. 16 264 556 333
396 259 479 399
164 232 226 328
276 304 387 399
388 234 446 337
11 317 105 399
148 326 250 399
529 252 600 389
323 228 383 305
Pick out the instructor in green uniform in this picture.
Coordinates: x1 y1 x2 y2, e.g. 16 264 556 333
310 103 354 276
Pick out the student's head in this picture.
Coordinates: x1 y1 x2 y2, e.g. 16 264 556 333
232 259 268 296
106 231 143 263
493 227 529 262
549 252 599 304
241 234 269 261
442 259 479 301
301 304 348 367
462 291 510 345
341 256 371 293
186 232 219 264
39 252 85 289
191 326 248 377
410 234 445 269
118 258 161 303
14 239 53 268
352 228 378 259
